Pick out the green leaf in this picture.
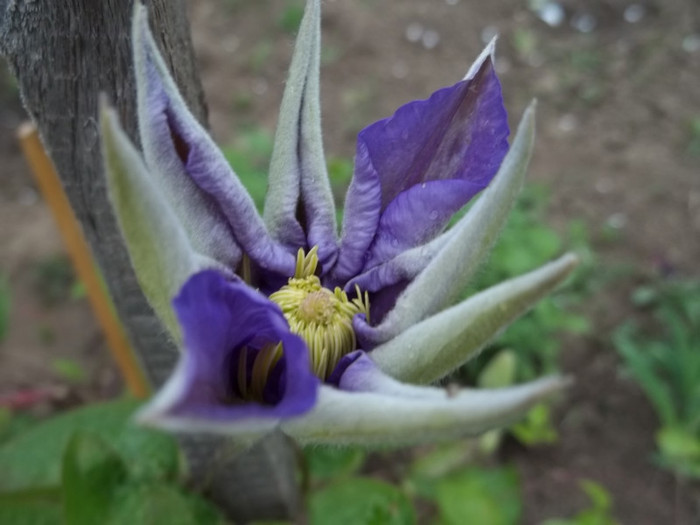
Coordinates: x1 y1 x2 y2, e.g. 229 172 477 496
542 479 619 525
511 403 559 446
0 399 179 492
478 350 517 389
61 432 128 525
304 446 366 482
52 358 87 385
309 478 415 525
579 480 612 511
106 483 225 525
657 427 700 466
0 490 62 525
409 442 476 485
432 467 521 525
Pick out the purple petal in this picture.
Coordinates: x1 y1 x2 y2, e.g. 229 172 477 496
363 179 480 267
358 58 508 211
328 141 382 286
353 313 386 351
135 15 295 278
151 270 318 424
133 14 241 270
328 351 429 398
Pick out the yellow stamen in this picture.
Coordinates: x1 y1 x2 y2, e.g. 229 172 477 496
270 247 370 380
236 342 284 403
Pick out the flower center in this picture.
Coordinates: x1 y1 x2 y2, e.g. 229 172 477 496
270 247 370 380
235 342 283 404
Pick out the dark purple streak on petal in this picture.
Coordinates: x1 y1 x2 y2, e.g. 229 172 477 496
357 58 508 211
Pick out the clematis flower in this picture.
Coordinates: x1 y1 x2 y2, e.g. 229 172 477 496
99 1 578 445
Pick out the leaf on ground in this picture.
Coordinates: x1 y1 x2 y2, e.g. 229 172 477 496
0 399 179 492
106 483 225 525
430 467 521 525
61 432 127 525
309 477 415 525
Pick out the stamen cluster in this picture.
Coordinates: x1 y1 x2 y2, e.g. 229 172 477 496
270 248 369 379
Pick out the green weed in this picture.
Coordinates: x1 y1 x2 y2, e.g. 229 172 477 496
614 278 700 478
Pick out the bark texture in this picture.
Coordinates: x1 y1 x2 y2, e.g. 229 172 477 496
0 0 299 520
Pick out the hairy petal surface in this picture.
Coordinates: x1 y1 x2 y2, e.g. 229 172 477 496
329 141 382 285
100 103 216 340
369 253 578 384
264 0 338 270
133 5 294 277
132 5 239 269
358 102 537 345
281 377 568 446
136 271 318 434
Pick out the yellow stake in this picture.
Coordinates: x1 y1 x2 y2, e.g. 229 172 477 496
17 122 150 399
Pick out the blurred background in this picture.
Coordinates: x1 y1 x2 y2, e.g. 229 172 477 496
0 0 698 523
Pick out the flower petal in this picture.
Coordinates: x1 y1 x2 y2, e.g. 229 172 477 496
328 141 382 285
136 271 319 434
281 377 569 446
363 179 481 268
133 5 295 277
368 253 578 384
264 0 338 271
358 50 508 214
359 102 537 345
100 102 217 340
332 41 507 287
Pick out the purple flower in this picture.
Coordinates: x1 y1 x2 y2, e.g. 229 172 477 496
100 1 577 444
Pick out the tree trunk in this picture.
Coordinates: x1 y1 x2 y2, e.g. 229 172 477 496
0 0 299 520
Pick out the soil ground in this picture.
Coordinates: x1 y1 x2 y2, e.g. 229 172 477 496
1 0 699 523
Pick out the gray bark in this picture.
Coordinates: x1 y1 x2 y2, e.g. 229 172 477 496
0 0 299 520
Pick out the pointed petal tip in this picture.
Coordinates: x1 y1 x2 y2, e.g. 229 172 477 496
554 252 580 279
464 36 498 80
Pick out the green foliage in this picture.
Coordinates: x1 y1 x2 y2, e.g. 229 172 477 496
309 477 415 525
430 467 521 525
52 358 87 385
0 489 62 525
305 446 366 482
0 399 223 524
61 432 128 524
0 399 179 492
105 483 224 525
510 403 559 445
614 278 700 477
278 1 305 34
543 480 619 525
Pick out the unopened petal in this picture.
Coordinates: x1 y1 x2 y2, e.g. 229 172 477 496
281 377 568 446
100 102 216 339
133 5 294 277
264 0 338 270
370 253 578 384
